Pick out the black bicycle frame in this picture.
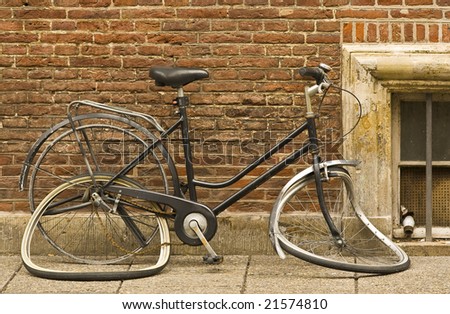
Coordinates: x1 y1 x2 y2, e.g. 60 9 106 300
73 90 343 245
103 95 323 217
175 96 322 216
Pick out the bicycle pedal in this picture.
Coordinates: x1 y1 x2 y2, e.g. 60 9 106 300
203 255 223 265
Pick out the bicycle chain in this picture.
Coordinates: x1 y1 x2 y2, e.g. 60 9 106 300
118 195 187 247
93 194 183 257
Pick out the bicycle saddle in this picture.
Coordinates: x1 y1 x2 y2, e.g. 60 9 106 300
150 67 209 88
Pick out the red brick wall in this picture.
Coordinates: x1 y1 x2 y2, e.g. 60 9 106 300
1 1 449 213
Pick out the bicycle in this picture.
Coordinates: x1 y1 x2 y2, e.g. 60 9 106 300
19 63 410 280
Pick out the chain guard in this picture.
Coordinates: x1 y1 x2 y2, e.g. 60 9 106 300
104 185 218 246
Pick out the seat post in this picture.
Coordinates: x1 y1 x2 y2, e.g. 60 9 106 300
175 87 197 201
177 87 184 98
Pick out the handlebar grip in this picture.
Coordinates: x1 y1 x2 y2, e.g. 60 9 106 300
299 67 325 84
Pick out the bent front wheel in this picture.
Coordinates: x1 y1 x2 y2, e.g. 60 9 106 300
270 167 410 274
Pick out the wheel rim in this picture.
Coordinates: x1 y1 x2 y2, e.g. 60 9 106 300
29 174 167 265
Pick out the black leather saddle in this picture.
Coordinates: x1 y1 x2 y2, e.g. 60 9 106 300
149 67 209 88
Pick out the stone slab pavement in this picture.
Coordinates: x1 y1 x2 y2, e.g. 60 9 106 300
1 254 450 294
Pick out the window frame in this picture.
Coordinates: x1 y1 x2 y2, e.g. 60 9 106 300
392 93 450 239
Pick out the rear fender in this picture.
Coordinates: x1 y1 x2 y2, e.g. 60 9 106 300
19 113 181 194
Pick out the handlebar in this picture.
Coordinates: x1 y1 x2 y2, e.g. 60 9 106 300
300 63 332 116
299 63 332 85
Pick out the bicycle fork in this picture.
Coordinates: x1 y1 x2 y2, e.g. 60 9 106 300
312 155 345 248
306 110 345 248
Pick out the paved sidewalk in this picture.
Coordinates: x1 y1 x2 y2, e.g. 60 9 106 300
1 254 450 294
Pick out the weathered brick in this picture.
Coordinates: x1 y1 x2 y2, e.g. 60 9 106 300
316 21 340 32
367 23 377 42
355 23 365 42
77 20 109 32
254 33 304 44
24 20 50 31
336 9 388 19
1 68 26 79
214 45 240 55
429 24 439 42
416 24 426 41
377 0 401 4
16 56 68 67
0 57 15 67
147 33 197 44
0 21 23 31
212 20 238 31
379 23 390 42
391 23 402 42
239 69 265 80
67 9 121 19
212 69 239 80
94 33 146 44
80 44 110 56
70 56 121 67
52 21 76 31
229 8 279 19
342 22 353 43
0 33 38 43
290 20 315 32
405 0 433 4
280 8 333 19
122 8 175 19
323 0 349 5
391 9 443 19
29 45 54 55
306 33 340 44
267 46 292 56
178 8 228 18
13 8 66 19
264 21 288 32
55 45 79 55
351 0 375 5
443 24 450 42
41 33 93 44
200 33 252 43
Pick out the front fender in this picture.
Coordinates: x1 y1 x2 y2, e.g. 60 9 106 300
268 159 360 259
278 159 360 199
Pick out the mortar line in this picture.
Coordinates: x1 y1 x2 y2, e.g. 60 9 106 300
239 255 252 294
354 273 359 294
1 261 22 293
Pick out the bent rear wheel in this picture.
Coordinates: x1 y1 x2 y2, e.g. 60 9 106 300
271 167 410 274
21 174 171 280
25 114 174 260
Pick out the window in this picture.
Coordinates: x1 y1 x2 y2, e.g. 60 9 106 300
393 93 450 239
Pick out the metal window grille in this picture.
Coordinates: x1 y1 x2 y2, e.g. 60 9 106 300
399 94 450 241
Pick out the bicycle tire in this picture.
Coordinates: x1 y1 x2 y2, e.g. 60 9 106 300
21 174 171 281
270 167 410 274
